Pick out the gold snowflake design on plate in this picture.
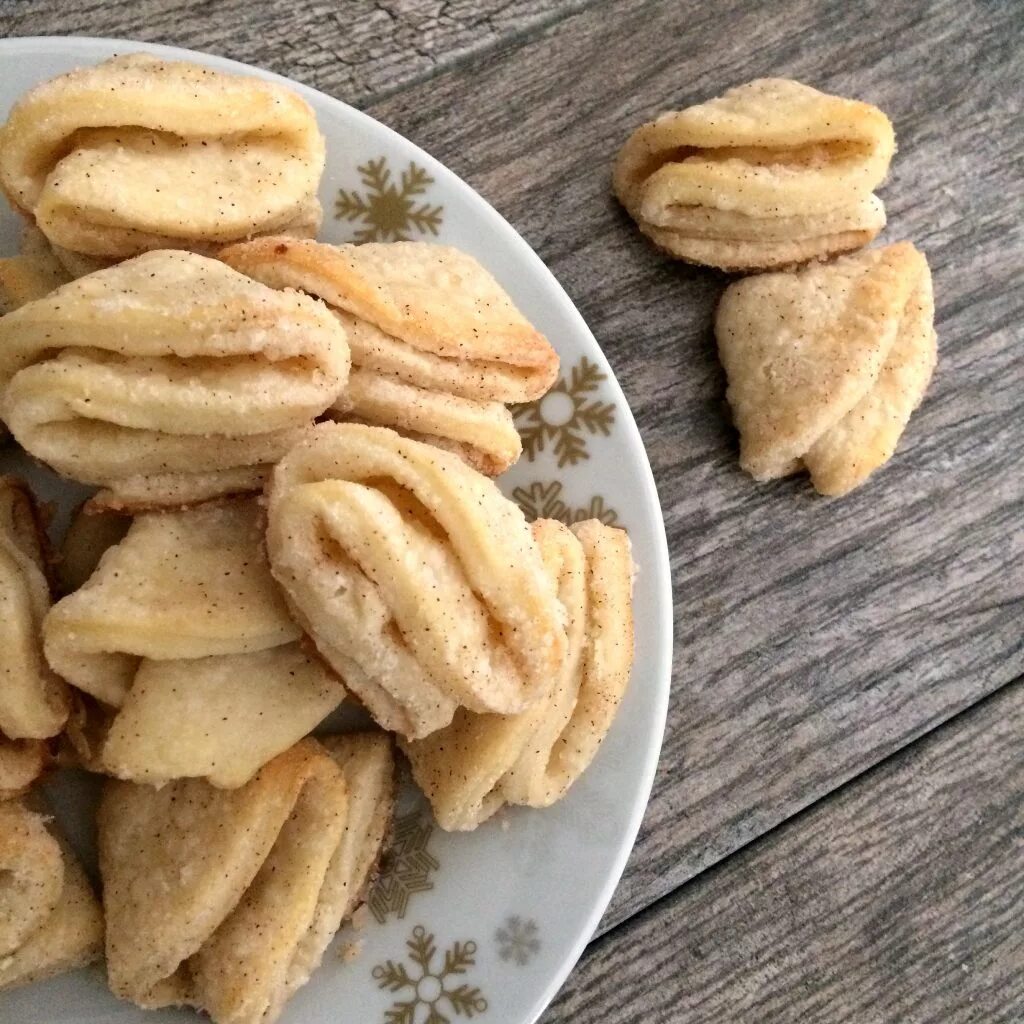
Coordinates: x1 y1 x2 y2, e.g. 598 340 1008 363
513 356 616 467
335 157 444 242
373 925 487 1023
495 916 540 966
368 809 440 924
512 480 619 527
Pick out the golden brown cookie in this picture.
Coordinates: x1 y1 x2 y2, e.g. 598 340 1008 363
404 518 635 830
44 500 345 787
266 422 567 739
614 78 895 271
715 241 937 495
221 238 560 474
0 54 324 270
100 735 394 1024
0 250 350 509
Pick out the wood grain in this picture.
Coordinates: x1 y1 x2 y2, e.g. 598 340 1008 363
542 679 1024 1024
0 0 588 106
362 0 1024 930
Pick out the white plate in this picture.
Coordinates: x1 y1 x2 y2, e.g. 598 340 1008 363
0 37 672 1024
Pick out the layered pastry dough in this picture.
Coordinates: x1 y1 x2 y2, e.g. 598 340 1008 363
405 518 634 830
266 422 567 739
100 735 394 1024
0 477 70 742
0 250 351 509
44 501 345 787
221 238 559 474
614 78 895 271
0 54 325 271
716 242 937 495
0 799 104 991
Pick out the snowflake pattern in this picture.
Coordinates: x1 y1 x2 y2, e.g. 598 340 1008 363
335 157 444 242
373 925 487 1023
513 357 616 467
512 480 620 527
495 916 540 966
368 810 440 924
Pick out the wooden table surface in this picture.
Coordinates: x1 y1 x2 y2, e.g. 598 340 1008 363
4 1 1021 1021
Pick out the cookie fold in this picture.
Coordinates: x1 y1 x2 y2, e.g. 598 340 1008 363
100 735 394 1024
614 78 895 271
221 238 559 474
44 500 345 787
266 422 567 739
715 242 937 495
0 477 70 743
0 54 324 270
404 518 635 830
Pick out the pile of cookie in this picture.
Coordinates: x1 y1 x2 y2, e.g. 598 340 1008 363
0 56 636 1023
616 78 937 496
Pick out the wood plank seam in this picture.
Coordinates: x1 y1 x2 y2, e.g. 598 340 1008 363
591 669 1024 943
544 675 1024 1022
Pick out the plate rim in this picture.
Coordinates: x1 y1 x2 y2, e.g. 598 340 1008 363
0 34 674 1024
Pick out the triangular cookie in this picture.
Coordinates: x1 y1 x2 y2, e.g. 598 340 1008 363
716 242 936 495
221 238 559 474
44 500 344 787
100 736 394 1024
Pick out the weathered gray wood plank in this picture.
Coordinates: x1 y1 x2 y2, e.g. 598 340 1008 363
360 0 1024 929
542 679 1024 1024
0 0 590 107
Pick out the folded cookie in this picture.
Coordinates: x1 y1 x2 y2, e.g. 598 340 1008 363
0 250 350 509
405 518 634 830
0 798 104 991
266 422 567 738
614 78 895 271
0 477 70 742
0 54 325 271
716 242 937 495
100 735 394 1024
221 238 559 474
44 500 345 787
